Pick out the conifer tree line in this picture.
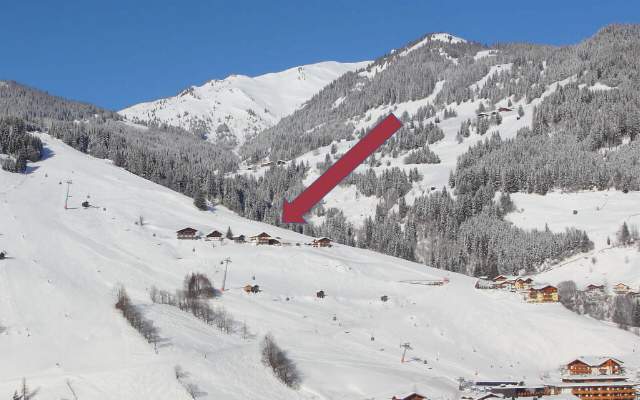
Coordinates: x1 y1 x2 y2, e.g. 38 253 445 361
242 25 640 167
241 37 485 163
0 116 42 172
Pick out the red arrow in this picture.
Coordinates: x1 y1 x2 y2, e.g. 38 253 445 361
282 114 402 224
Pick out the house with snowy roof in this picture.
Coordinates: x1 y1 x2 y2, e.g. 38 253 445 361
526 285 559 303
547 357 637 400
585 284 606 293
205 230 223 241
176 227 199 239
613 283 631 295
566 357 624 376
392 393 426 400
249 232 272 245
312 237 332 248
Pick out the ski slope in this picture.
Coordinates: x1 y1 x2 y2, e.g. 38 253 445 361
1 135 639 399
120 61 368 146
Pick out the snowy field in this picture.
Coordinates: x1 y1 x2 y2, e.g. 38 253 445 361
1 135 639 399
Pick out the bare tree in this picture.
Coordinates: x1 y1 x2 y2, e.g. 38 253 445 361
174 365 188 381
185 383 200 399
261 334 301 389
13 378 39 400
149 285 159 304
558 280 578 311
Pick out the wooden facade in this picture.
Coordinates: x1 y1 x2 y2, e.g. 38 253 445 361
492 385 550 398
392 393 426 400
312 237 332 248
232 234 246 243
556 358 636 400
613 283 631 295
250 232 272 245
567 358 623 376
205 230 223 241
176 227 198 239
514 278 533 290
585 284 605 293
527 285 559 303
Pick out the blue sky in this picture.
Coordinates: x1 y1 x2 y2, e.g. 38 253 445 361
1 0 637 110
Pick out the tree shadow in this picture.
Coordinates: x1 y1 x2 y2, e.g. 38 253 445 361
40 146 55 160
24 165 40 174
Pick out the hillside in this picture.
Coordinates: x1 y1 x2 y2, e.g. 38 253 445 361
1 134 639 399
227 25 640 280
504 191 640 292
2 27 639 282
120 61 369 147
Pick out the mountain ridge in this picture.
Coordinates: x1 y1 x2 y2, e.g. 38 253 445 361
119 60 369 148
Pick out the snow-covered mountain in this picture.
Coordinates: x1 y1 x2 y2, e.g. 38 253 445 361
1 132 639 400
234 25 640 284
119 61 369 147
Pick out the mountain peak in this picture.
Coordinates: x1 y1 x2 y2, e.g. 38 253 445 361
427 32 467 44
119 60 367 147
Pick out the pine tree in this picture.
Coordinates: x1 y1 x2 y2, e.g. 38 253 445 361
226 226 233 239
193 189 207 211
618 222 631 246
517 104 525 117
398 196 408 219
633 303 640 327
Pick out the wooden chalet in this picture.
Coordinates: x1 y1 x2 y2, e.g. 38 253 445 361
205 230 223 241
474 394 504 400
527 285 559 303
498 107 513 112
312 237 333 248
549 358 636 400
475 279 499 289
232 234 246 243
566 357 624 376
514 277 534 290
176 227 198 239
392 393 426 400
613 283 631 295
492 275 519 290
250 232 272 245
491 384 550 398
585 284 605 293
268 238 281 246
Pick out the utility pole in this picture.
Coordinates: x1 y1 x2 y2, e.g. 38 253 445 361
221 257 232 291
64 180 73 209
400 342 413 363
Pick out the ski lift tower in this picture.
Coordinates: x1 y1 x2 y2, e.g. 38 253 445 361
64 180 73 209
220 257 232 291
400 342 413 363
